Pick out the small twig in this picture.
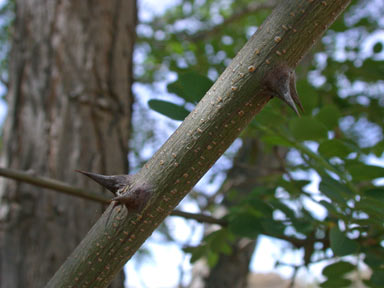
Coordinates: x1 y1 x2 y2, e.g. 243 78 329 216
0 167 226 226
0 167 110 204
0 167 332 252
170 210 227 226
288 265 299 288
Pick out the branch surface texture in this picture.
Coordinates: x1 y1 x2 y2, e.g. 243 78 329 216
46 1 351 287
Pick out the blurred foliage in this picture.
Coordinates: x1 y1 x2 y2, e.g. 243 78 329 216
136 0 270 83
141 0 384 286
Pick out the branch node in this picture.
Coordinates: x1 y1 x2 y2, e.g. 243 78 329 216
262 64 304 116
76 170 152 212
75 170 132 195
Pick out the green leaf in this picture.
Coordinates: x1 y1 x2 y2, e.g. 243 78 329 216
167 72 213 103
357 189 384 221
270 200 296 219
148 99 190 121
372 140 384 157
322 261 355 278
347 162 384 182
289 116 328 141
228 212 263 238
330 226 359 256
315 105 341 129
183 245 207 263
318 139 353 159
169 42 184 55
261 219 285 236
319 176 352 204
278 179 311 196
356 200 384 222
261 134 294 147
207 250 219 267
319 200 341 216
373 42 383 54
367 269 384 287
205 229 233 255
296 80 319 113
365 188 384 202
365 252 384 269
344 59 384 82
320 278 352 288
291 219 314 235
246 199 273 217
256 103 286 127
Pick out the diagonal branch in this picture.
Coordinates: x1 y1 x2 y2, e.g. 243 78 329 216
45 1 351 287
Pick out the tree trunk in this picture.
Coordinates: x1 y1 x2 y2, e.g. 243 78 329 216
204 139 286 288
0 1 136 287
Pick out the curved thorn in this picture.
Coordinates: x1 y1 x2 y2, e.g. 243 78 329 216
282 91 300 116
263 65 303 117
289 72 304 113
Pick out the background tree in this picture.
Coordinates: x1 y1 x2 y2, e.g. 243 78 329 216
0 1 136 287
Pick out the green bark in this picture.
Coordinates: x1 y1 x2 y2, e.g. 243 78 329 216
46 1 351 287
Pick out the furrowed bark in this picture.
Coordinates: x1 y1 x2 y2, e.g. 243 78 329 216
0 1 136 287
46 1 350 287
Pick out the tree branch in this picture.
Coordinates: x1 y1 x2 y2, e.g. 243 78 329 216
0 166 225 226
45 1 351 287
0 157 332 275
171 210 227 226
0 167 110 204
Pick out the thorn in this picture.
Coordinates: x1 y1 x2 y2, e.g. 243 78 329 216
289 72 304 113
110 184 152 211
282 90 300 116
76 170 132 195
263 64 303 116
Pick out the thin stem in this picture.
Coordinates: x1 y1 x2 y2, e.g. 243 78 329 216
0 166 226 226
171 210 227 226
0 167 110 204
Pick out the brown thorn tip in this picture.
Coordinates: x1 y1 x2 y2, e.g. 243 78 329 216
289 71 304 114
264 64 303 117
76 170 132 195
283 91 301 117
